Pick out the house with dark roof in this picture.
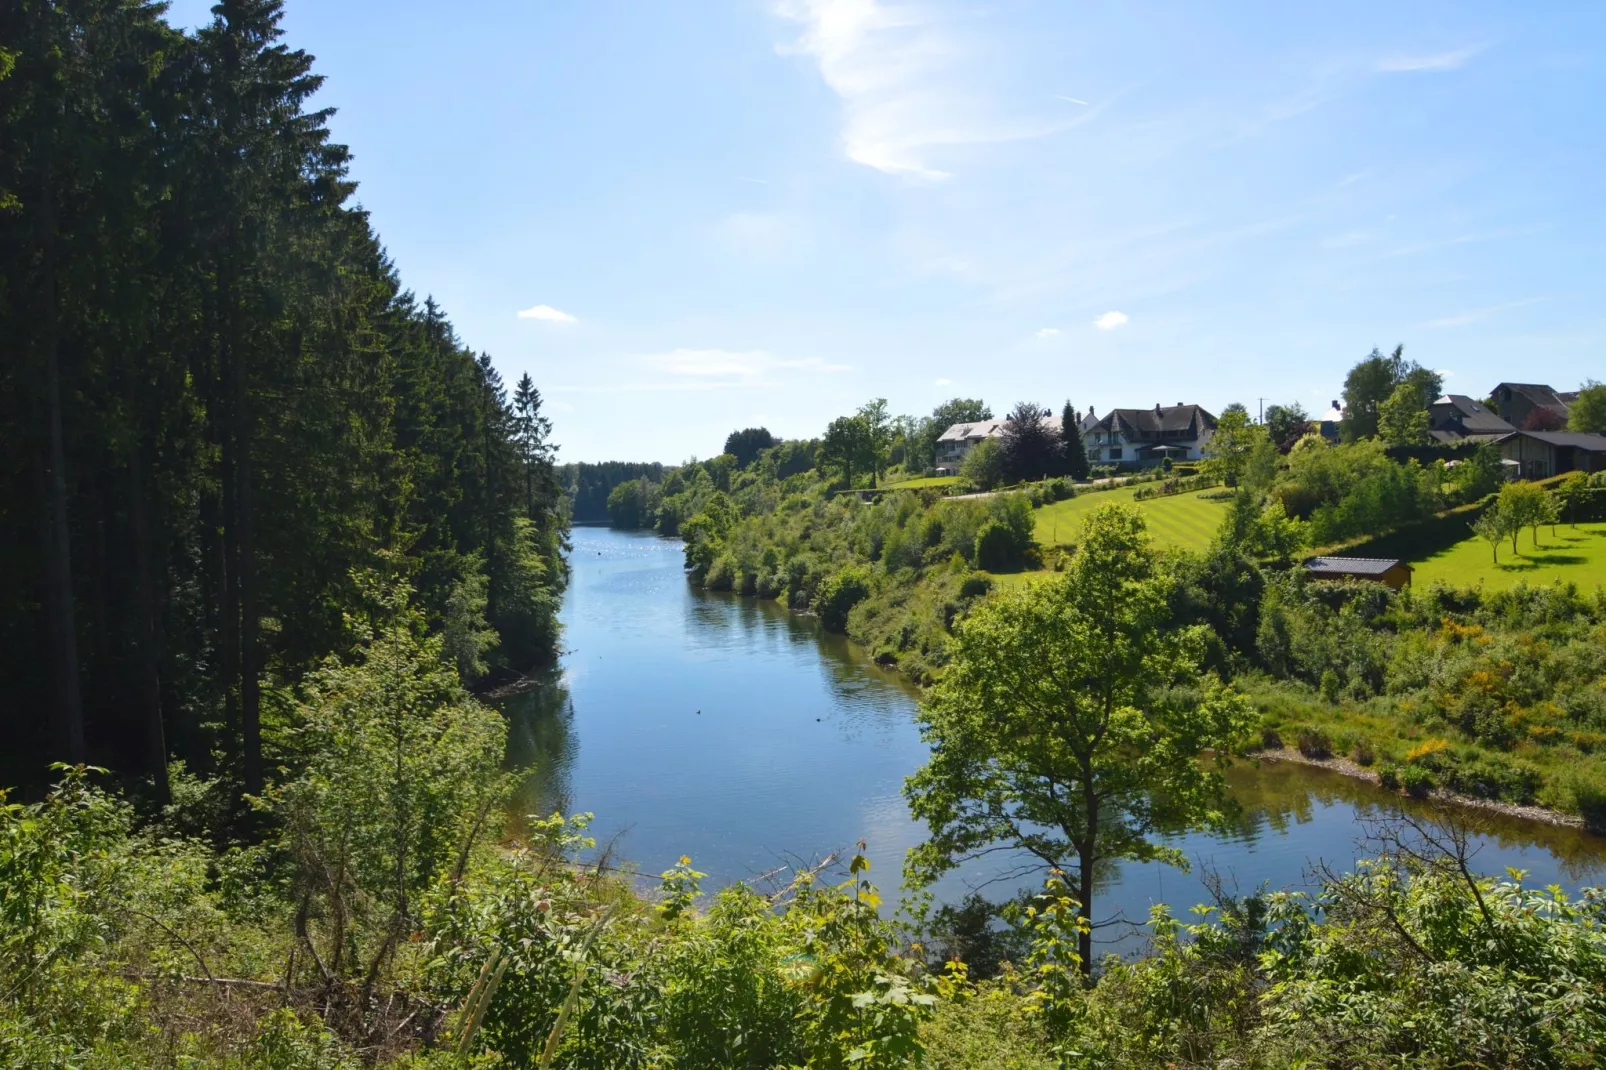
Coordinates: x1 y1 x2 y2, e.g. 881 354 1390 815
1491 383 1571 431
1304 556 1414 589
1079 403 1217 468
1493 430 1606 480
1427 394 1514 443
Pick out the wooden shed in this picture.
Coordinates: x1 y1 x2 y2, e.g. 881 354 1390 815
1303 556 1413 589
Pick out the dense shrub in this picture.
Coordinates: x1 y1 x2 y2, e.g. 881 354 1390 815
816 567 873 632
973 520 1018 571
1295 727 1332 759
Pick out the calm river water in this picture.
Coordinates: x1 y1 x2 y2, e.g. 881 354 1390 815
504 526 1606 948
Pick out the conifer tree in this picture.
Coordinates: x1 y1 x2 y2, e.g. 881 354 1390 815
1060 399 1089 480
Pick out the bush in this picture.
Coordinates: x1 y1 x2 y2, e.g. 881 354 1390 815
1352 739 1376 766
1378 764 1401 791
1564 773 1606 833
1295 727 1332 760
974 520 1019 571
958 574 994 599
816 566 873 632
704 553 736 591
1398 764 1435 798
1444 755 1541 804
1319 670 1340 703
1259 726 1283 751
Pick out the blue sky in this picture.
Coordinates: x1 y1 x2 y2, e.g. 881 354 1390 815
166 0 1605 463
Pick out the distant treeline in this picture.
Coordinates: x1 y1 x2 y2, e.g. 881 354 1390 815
561 462 668 523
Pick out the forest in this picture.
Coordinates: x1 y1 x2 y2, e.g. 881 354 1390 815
0 0 567 797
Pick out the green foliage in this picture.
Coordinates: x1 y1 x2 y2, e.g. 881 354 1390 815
974 520 1020 571
1274 437 1440 545
817 567 874 633
1568 380 1606 433
0 0 568 791
606 478 660 529
1341 344 1439 442
1264 401 1310 445
1377 381 1432 445
1059 400 1089 480
1201 405 1268 488
960 436 1005 491
722 427 776 468
823 414 875 488
274 574 509 984
442 561 498 685
1497 479 1552 551
905 504 1252 973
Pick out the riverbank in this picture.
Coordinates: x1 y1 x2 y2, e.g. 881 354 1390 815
1255 745 1588 830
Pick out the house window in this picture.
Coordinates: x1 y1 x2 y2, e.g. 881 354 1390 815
1108 447 1123 460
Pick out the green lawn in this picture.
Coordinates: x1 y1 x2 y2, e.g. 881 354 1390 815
1033 483 1230 553
885 474 961 490
1409 521 1606 592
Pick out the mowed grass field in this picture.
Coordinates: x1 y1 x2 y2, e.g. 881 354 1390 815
1409 521 1606 592
1033 483 1230 553
886 474 961 490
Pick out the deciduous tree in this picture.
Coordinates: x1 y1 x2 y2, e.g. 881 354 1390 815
997 401 1061 483
1377 382 1432 446
1341 345 1440 442
905 504 1251 973
821 415 872 489
1569 381 1606 433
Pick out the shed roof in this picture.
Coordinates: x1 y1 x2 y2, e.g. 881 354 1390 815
1304 556 1411 577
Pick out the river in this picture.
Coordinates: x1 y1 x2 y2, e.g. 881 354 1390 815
503 526 1606 950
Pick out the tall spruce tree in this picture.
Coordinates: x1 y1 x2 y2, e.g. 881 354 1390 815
1060 399 1089 479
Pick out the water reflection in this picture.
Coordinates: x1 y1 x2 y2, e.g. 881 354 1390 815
503 672 577 820
501 525 1606 932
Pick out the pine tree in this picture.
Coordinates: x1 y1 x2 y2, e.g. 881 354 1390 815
1061 400 1089 480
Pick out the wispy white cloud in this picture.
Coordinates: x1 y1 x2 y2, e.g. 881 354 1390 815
1377 46 1484 73
773 0 1074 180
933 377 953 386
1055 95 1089 106
1093 310 1129 331
1424 297 1546 328
1034 327 1060 337
516 303 577 323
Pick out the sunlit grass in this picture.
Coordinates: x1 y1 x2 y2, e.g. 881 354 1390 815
886 474 962 489
1410 521 1606 592
1033 483 1229 553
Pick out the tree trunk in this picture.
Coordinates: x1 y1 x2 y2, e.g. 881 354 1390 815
233 313 262 795
38 148 85 765
1078 788 1098 976
127 415 170 802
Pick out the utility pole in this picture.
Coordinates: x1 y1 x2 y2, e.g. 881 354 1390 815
1257 397 1267 424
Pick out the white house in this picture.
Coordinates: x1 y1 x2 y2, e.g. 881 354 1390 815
1078 403 1217 468
934 416 1062 474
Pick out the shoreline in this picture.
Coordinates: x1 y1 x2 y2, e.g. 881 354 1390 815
1256 745 1587 831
